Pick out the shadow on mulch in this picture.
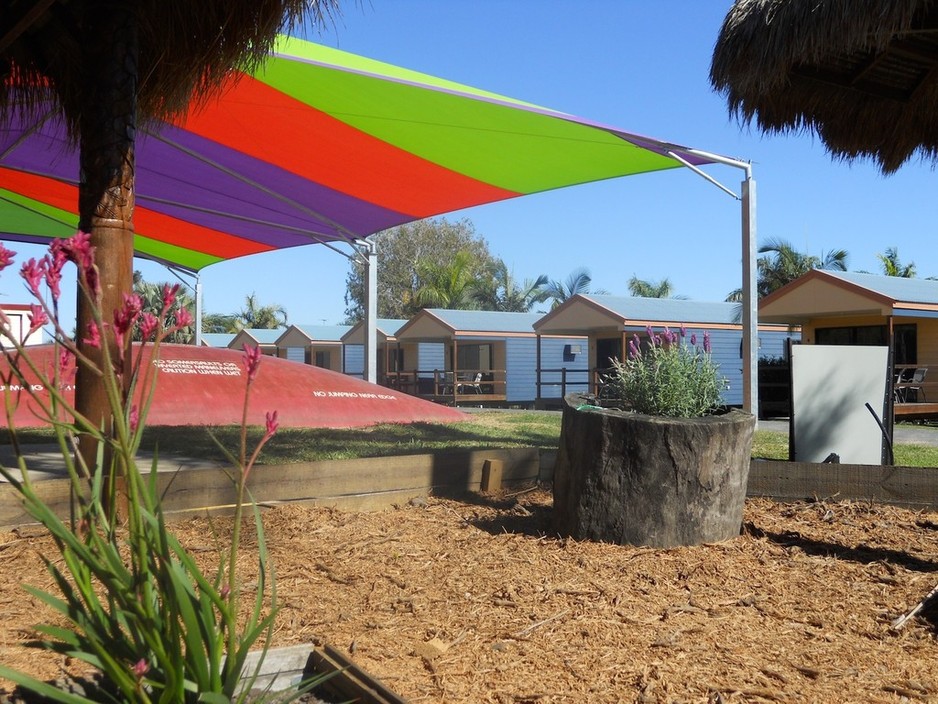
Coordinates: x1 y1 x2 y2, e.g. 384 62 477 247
745 521 938 574
449 488 558 539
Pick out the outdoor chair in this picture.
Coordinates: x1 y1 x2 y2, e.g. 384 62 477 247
907 367 928 403
894 367 914 403
456 372 484 394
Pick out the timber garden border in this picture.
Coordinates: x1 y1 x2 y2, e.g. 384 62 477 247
0 448 936 529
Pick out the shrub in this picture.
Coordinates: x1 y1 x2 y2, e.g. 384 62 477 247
608 326 728 418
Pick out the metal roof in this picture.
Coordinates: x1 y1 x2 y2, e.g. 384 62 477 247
288 324 352 342
588 295 742 324
568 295 742 326
422 309 542 334
231 328 287 345
340 318 408 343
199 333 236 348
823 271 938 305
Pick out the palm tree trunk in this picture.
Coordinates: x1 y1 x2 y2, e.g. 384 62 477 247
76 2 138 466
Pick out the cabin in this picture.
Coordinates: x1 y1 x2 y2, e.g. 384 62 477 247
340 318 408 380
227 328 285 356
759 270 938 420
390 309 588 407
533 294 799 411
275 324 350 373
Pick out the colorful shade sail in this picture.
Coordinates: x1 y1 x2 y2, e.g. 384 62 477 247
0 36 718 272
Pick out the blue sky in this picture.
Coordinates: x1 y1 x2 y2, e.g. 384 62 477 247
4 2 936 327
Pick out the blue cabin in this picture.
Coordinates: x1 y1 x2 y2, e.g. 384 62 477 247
340 318 409 380
534 294 799 408
227 328 286 356
274 324 351 372
391 309 588 407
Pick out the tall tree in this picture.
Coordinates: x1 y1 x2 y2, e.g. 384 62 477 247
627 276 685 299
471 260 549 312
758 237 848 296
877 246 916 278
726 237 849 301
1 0 339 442
413 251 478 310
545 267 607 310
202 313 240 334
344 218 496 320
235 293 288 330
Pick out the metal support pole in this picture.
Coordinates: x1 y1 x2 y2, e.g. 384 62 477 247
361 237 378 384
194 274 202 346
741 175 758 418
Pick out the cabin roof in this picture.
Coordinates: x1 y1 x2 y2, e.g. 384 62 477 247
535 294 743 333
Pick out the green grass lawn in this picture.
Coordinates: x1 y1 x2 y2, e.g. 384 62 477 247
6 412 938 467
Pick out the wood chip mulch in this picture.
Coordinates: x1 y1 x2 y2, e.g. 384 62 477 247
1 489 938 703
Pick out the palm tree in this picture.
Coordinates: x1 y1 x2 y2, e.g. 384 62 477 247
235 293 288 330
414 250 478 309
726 237 849 300
877 247 916 278
502 273 550 312
202 313 240 334
545 267 608 310
471 260 549 312
1 1 339 443
627 276 686 299
758 237 848 296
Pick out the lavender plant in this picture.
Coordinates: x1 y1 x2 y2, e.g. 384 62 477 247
0 234 306 702
609 326 729 417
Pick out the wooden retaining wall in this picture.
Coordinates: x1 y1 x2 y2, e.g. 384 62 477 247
747 459 938 510
1 449 935 530
0 448 539 530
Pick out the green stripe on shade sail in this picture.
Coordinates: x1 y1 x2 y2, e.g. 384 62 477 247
0 189 223 271
130 237 224 271
0 189 76 238
273 36 541 109
260 55 682 193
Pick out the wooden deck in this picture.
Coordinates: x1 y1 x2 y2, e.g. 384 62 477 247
894 402 938 420
427 392 507 406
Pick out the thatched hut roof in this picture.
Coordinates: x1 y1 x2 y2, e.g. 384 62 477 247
0 0 338 132
710 0 938 173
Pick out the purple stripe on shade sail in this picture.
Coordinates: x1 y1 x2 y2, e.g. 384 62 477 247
1 113 408 246
138 124 406 241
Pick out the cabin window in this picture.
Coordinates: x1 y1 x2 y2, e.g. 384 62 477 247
815 324 916 364
314 350 331 368
816 325 886 346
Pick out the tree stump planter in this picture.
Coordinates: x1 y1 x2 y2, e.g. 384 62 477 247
553 393 755 548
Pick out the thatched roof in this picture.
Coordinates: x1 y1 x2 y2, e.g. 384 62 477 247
0 0 339 132
710 0 938 173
